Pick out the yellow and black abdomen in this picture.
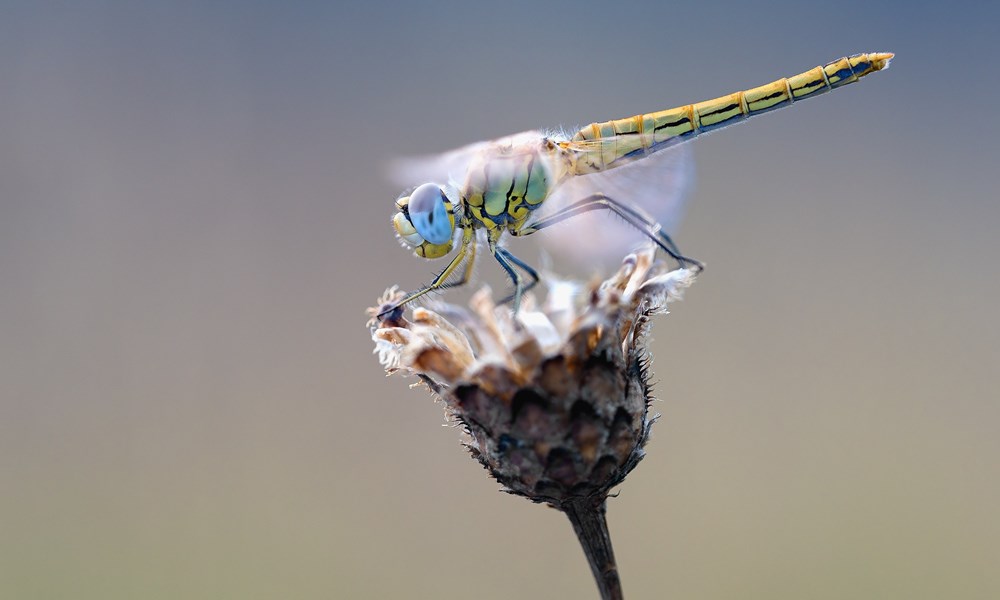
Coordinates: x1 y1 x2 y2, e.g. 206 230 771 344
464 150 553 231
571 52 893 174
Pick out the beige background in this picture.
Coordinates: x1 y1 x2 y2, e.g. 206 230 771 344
2 1 997 598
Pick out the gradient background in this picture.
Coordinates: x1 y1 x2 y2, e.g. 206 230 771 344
2 1 998 598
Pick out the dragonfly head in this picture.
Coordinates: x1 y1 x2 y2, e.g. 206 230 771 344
392 183 456 259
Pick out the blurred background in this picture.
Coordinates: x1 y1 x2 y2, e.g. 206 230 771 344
2 1 997 598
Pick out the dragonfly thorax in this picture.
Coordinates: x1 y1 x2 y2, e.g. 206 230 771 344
462 143 556 234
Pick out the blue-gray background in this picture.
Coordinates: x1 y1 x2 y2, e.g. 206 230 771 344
2 1 997 598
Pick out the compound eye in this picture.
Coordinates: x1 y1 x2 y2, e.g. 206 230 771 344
408 183 453 245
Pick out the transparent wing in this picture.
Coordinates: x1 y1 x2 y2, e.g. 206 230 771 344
531 143 694 271
386 130 549 188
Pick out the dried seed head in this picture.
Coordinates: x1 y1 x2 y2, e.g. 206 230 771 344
367 248 695 508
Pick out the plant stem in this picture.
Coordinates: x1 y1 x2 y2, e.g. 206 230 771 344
562 498 623 600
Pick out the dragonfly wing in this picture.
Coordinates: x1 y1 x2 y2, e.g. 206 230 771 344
387 130 548 188
531 143 694 271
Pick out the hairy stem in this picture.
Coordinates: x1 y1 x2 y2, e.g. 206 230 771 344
562 498 623 600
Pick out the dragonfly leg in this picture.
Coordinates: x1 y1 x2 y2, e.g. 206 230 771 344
436 237 477 291
493 247 540 311
514 194 704 272
378 231 475 318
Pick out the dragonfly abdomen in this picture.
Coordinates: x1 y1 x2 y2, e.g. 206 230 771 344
570 52 893 174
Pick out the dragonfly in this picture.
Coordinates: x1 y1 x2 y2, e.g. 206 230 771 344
385 52 894 315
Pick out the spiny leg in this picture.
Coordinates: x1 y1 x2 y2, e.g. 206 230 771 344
378 232 475 318
573 195 685 259
436 237 477 291
493 247 540 310
513 193 704 271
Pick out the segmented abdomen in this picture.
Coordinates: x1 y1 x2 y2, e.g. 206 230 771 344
570 52 893 174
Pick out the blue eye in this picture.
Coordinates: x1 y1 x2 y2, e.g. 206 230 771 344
408 183 453 245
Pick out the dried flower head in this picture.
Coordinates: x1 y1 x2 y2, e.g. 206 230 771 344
367 247 695 599
369 247 694 504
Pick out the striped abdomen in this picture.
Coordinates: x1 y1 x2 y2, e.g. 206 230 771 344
570 52 893 174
